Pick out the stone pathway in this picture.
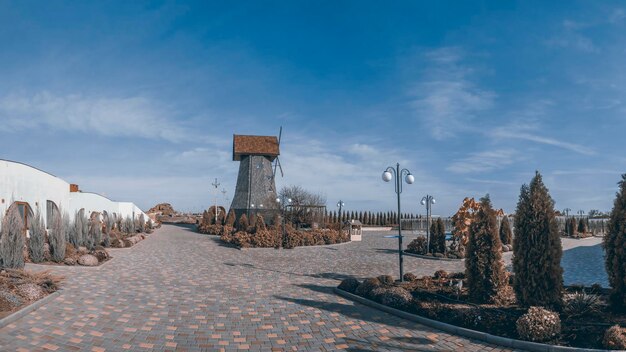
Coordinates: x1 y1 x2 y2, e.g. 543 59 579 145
0 225 518 352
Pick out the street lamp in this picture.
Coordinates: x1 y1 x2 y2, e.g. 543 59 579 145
276 195 292 247
382 163 414 282
421 195 436 253
211 178 221 224
337 200 345 233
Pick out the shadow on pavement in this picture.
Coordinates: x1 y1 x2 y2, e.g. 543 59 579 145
562 243 607 286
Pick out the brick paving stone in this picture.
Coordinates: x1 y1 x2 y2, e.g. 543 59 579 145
1 225 599 351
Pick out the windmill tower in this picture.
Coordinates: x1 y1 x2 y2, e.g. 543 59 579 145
230 129 284 220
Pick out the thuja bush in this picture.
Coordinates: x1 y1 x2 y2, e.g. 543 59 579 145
513 172 563 308
146 219 154 234
138 214 146 233
122 217 134 234
102 213 112 247
499 216 513 246
577 218 588 234
566 217 577 237
605 174 626 310
69 212 82 248
225 209 236 227
81 212 89 246
48 211 66 263
465 195 507 303
254 214 266 232
86 217 102 250
0 207 25 269
431 218 446 254
237 214 249 232
29 209 46 263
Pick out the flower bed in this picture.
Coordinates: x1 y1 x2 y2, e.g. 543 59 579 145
338 272 621 350
0 269 63 319
220 226 349 249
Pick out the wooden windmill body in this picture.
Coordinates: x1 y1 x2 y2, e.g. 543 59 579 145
230 133 283 220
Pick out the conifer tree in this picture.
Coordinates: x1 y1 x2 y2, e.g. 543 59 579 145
431 217 446 253
225 209 236 227
465 195 506 303
499 216 513 246
604 174 626 310
577 218 587 234
513 172 563 308
238 214 249 232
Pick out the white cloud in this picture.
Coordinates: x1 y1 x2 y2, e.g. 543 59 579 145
490 127 595 156
0 91 186 141
409 48 495 140
447 150 518 174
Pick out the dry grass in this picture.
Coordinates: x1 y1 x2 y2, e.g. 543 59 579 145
0 269 63 294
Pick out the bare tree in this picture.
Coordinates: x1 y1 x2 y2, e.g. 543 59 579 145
279 185 327 227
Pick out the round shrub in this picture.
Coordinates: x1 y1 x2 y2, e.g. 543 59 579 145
355 278 382 298
433 270 449 279
377 275 394 286
603 325 626 350
516 306 561 342
403 273 417 282
338 278 360 293
369 287 388 302
380 287 413 309
406 236 427 255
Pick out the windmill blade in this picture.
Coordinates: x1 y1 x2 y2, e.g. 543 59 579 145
277 126 282 146
276 157 284 177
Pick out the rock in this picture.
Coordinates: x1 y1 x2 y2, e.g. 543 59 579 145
16 283 45 301
91 248 109 262
0 290 23 309
77 246 88 255
64 257 76 266
77 254 99 266
112 239 125 248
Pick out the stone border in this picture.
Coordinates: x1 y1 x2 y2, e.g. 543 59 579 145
0 290 62 329
403 251 464 262
335 288 610 352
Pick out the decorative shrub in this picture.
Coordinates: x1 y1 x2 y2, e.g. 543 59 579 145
380 287 413 308
238 214 249 232
338 278 360 293
431 218 446 254
433 270 449 279
254 214 266 232
577 218 588 234
516 306 561 342
603 325 626 350
102 213 111 247
513 172 563 308
499 216 513 246
355 277 382 298
146 219 154 234
48 211 66 263
605 174 626 310
70 211 83 248
465 195 507 304
563 292 600 318
377 275 394 286
225 209 236 227
406 236 427 255
567 217 577 237
86 217 102 250
29 209 46 263
0 206 25 269
403 273 417 282
138 214 146 233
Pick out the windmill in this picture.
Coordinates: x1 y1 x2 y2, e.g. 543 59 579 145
229 128 283 220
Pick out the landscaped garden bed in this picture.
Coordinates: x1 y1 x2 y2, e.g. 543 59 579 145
338 272 615 350
0 269 63 319
198 208 349 249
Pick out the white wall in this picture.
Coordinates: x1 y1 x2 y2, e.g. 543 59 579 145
0 159 148 228
0 160 70 227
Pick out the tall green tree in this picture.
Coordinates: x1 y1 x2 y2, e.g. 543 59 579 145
499 216 513 246
513 172 563 308
465 195 506 303
430 218 446 254
605 174 626 310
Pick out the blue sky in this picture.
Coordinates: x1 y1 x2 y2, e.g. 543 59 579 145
1 1 624 216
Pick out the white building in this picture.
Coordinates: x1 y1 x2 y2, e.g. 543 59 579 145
0 159 148 231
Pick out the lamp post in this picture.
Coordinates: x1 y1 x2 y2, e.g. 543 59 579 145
421 195 436 253
563 208 571 236
276 195 292 247
211 178 221 224
382 163 415 282
337 200 345 233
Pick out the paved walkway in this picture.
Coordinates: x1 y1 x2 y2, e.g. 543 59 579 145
0 225 515 352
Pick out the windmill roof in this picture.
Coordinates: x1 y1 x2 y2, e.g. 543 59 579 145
233 135 280 161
